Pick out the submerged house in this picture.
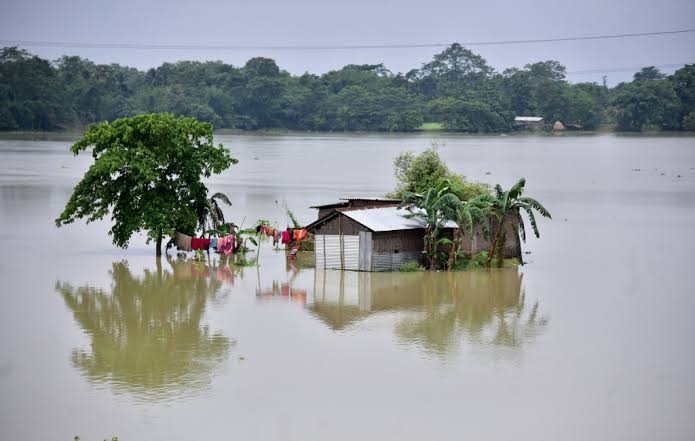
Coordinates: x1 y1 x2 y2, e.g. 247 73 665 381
514 116 544 130
306 200 521 272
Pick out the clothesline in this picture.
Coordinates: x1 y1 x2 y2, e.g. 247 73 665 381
173 225 309 255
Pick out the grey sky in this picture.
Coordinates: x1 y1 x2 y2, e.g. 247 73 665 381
1 0 694 84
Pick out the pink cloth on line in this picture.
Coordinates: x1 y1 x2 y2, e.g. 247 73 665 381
216 235 235 255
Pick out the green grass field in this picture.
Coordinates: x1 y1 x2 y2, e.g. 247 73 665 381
417 122 445 131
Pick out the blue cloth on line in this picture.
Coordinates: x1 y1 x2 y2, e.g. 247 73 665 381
211 237 218 249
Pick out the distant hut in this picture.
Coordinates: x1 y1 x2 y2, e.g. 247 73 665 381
553 121 566 131
306 205 521 272
514 116 544 130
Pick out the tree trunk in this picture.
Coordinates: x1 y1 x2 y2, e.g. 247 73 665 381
486 220 504 267
496 229 506 268
447 230 460 270
155 229 162 256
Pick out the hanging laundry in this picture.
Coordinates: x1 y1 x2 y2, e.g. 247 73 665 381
174 232 193 252
191 237 211 251
293 229 308 241
216 235 236 255
210 237 218 250
281 229 291 245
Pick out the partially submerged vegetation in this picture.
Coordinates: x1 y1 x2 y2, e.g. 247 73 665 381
392 146 551 270
54 113 237 255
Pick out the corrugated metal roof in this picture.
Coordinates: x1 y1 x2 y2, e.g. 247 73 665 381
339 197 401 202
309 201 349 209
514 116 544 122
340 206 457 232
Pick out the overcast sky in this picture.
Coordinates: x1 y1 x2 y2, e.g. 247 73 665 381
1 0 694 84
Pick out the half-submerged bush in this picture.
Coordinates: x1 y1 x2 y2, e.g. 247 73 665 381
400 261 425 272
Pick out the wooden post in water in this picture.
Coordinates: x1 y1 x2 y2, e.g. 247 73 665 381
338 215 344 270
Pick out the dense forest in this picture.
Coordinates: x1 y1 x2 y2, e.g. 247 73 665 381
1 44 694 132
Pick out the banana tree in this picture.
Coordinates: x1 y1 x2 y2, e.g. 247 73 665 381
400 185 462 270
449 194 493 269
487 178 551 267
197 192 232 236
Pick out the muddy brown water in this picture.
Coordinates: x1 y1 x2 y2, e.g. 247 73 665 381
1 132 694 440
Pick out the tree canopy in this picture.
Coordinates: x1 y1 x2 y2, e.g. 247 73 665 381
389 145 489 200
2 46 694 133
55 113 236 254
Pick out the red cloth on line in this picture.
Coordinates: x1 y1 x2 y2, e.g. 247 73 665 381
281 230 291 245
191 237 211 250
293 229 308 241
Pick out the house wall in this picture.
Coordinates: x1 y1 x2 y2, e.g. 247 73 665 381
458 213 521 259
312 214 368 235
371 230 425 271
317 206 343 219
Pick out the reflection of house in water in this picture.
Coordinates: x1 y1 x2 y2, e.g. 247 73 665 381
256 280 307 305
310 269 548 355
56 258 233 401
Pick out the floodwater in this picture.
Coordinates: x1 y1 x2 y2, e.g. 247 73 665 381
1 132 694 440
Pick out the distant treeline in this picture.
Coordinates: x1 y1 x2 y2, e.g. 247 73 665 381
1 45 694 132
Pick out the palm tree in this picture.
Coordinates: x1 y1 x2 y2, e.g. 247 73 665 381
198 192 232 236
400 185 462 270
486 178 551 267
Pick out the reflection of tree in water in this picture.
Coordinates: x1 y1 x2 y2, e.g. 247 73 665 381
311 268 548 357
55 258 233 401
394 269 548 356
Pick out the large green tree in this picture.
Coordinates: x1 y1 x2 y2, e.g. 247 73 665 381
55 113 236 255
671 64 695 128
613 79 681 131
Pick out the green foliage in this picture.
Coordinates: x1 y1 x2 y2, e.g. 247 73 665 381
399 261 425 272
286 208 301 229
198 192 232 234
55 113 236 254
429 97 511 133
612 79 681 131
486 178 551 267
683 111 695 131
671 64 695 126
633 66 666 82
453 251 489 270
1 45 693 133
389 145 489 200
231 254 256 267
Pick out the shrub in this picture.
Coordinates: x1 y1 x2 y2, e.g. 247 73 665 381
683 111 695 131
399 261 425 272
